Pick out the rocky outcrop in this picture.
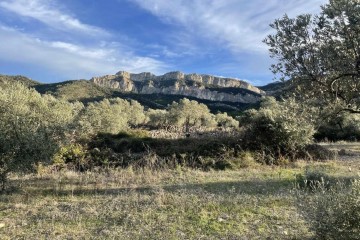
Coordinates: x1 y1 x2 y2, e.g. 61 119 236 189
91 74 137 92
90 71 266 103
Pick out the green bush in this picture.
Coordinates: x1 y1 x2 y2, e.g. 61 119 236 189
296 168 333 190
315 112 360 141
78 98 146 137
167 98 217 129
298 178 360 239
52 144 88 171
241 97 316 161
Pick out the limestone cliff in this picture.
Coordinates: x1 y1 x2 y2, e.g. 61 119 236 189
90 71 265 103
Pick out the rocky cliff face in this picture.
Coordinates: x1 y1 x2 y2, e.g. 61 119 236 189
90 71 265 103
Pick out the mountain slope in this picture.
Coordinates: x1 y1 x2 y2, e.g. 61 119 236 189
0 74 40 87
34 80 254 113
34 80 112 102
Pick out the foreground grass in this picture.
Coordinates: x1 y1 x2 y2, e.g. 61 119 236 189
0 161 359 239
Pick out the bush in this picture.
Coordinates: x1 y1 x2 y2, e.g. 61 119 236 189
296 168 333 190
52 144 88 171
220 151 258 169
315 112 360 141
78 98 146 137
167 98 217 129
87 132 248 170
241 97 316 161
297 178 360 239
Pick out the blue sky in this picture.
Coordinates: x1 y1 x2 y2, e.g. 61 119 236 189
0 0 327 85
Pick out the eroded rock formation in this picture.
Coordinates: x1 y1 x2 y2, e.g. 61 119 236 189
90 71 265 103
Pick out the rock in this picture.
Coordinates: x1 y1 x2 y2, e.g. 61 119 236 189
90 71 266 103
339 149 346 155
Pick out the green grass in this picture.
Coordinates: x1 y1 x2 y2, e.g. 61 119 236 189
1 160 359 239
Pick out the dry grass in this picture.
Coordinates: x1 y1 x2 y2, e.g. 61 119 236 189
320 141 360 154
0 160 359 239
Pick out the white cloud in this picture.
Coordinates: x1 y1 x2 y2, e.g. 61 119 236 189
0 26 168 79
50 41 111 59
0 0 169 80
0 0 108 36
132 0 328 54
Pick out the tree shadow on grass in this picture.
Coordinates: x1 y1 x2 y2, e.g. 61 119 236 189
4 177 295 198
3 174 356 199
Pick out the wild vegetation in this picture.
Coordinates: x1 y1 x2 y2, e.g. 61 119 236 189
0 78 358 239
0 159 359 239
0 0 359 238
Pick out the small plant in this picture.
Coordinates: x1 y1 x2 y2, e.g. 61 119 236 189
226 151 258 169
52 144 88 171
295 168 333 190
297 178 360 239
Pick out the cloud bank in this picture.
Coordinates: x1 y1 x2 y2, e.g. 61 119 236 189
0 0 108 36
132 0 327 54
0 0 168 81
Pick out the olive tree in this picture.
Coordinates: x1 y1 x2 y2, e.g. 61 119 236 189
127 100 147 127
167 98 216 131
264 0 360 113
78 98 146 136
146 109 171 129
215 112 239 129
0 82 80 190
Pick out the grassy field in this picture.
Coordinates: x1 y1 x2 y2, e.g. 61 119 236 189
0 157 359 239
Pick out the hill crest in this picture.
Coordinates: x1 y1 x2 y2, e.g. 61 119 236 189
90 71 265 104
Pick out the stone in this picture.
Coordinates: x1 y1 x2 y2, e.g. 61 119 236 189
90 71 266 103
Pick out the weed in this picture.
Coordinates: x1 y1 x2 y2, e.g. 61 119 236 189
297 178 360 239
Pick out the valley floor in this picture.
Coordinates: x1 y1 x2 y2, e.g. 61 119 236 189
0 147 359 239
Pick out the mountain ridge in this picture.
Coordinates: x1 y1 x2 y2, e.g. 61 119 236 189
90 71 265 104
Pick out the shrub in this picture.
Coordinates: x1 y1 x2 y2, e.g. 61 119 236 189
297 178 360 239
87 132 247 170
52 144 88 171
296 168 333 190
145 109 170 129
241 97 316 161
221 151 258 169
167 98 217 129
214 112 239 129
315 112 360 141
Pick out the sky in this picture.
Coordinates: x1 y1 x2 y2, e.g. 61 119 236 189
0 0 327 85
